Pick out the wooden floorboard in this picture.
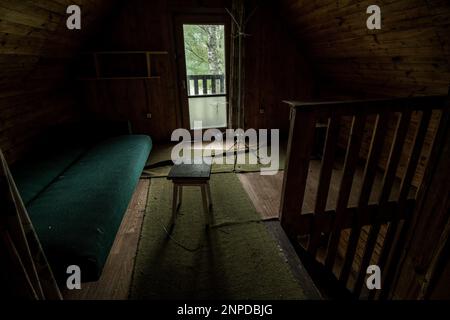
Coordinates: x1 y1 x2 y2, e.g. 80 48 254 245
63 179 150 300
238 171 283 220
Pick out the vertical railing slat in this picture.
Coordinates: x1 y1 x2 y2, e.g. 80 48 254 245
366 110 412 300
353 110 412 297
325 114 367 270
211 76 217 94
202 76 208 95
194 77 199 95
340 113 390 285
308 114 340 257
187 75 225 96
377 109 434 299
220 75 225 94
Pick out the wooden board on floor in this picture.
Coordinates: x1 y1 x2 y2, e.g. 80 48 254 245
63 179 149 300
238 171 284 220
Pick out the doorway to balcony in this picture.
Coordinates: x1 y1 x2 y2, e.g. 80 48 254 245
175 15 230 130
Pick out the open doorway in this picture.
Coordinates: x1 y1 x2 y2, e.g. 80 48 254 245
175 15 230 130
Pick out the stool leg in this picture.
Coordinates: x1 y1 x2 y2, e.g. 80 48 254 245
178 186 183 209
201 185 210 226
171 184 179 225
206 182 213 210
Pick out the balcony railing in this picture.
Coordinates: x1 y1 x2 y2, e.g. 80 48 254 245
280 93 449 299
187 74 225 97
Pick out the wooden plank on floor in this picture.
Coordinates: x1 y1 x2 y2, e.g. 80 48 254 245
238 171 284 220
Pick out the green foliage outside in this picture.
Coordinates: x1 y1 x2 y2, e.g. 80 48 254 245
183 24 225 76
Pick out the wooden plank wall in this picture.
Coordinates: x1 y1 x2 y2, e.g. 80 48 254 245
244 1 316 134
280 0 450 187
0 0 119 164
80 0 315 141
79 0 179 142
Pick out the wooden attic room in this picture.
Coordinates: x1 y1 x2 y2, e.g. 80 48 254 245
1 0 449 303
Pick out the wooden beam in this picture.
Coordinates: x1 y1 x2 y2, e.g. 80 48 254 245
283 95 447 116
288 199 415 237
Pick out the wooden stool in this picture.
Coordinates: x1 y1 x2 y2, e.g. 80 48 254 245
167 163 212 226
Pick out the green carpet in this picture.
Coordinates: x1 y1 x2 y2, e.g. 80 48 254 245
142 143 286 178
130 173 307 300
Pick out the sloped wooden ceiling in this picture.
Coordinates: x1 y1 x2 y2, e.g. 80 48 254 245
0 0 119 163
280 0 450 97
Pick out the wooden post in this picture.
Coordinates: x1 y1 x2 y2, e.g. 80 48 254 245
279 105 316 239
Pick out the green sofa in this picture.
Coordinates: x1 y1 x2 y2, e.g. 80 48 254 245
13 133 152 282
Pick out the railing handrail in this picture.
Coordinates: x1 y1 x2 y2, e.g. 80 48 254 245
187 74 224 79
284 94 448 115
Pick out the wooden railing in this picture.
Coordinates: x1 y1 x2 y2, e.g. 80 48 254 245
187 74 225 96
280 92 449 299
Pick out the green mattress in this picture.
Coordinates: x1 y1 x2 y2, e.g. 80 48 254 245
13 135 152 282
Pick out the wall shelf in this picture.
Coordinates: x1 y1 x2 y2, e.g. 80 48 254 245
79 76 162 81
77 51 169 80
